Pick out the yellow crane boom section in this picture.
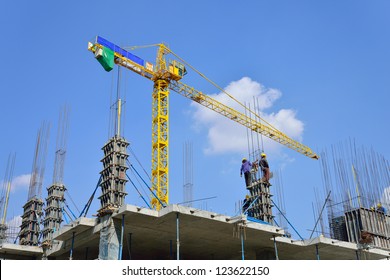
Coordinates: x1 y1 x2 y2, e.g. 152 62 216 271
170 80 319 159
88 39 319 160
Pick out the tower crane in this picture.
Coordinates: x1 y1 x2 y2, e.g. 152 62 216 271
88 36 318 210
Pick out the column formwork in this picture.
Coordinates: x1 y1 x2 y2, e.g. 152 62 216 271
98 136 129 216
247 180 274 224
41 183 66 248
19 197 44 246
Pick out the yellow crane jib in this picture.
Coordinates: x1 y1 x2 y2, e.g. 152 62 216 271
88 36 319 210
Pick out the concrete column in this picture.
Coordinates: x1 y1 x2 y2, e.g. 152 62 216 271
273 235 279 260
0 224 7 246
176 213 180 260
69 232 75 260
118 214 125 260
240 229 245 260
256 249 275 260
315 244 320 260
98 215 121 260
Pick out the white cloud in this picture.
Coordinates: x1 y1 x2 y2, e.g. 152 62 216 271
191 77 304 156
4 174 31 192
266 109 304 141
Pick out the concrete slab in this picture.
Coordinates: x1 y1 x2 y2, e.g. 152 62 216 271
46 204 390 260
53 217 96 241
48 217 99 259
109 204 284 260
0 243 43 260
275 236 390 260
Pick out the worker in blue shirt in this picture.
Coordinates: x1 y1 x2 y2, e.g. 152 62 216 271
240 158 252 188
377 203 386 214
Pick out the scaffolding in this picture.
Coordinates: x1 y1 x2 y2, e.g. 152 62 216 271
183 141 193 207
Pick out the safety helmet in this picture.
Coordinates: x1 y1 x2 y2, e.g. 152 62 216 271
377 202 382 208
261 153 266 158
242 158 247 162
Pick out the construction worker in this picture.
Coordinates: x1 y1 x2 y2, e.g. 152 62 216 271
242 195 250 214
240 158 252 188
259 152 270 183
377 202 386 214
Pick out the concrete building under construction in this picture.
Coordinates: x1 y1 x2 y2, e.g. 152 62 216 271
1 131 390 260
1 136 389 260
0 37 389 261
0 199 389 260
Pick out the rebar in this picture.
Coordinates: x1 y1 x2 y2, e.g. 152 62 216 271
28 122 50 200
183 141 194 207
319 139 390 249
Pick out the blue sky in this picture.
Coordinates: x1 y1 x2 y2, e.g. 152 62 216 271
1 0 389 240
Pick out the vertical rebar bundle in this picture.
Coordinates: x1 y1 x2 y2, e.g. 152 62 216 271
98 68 129 216
319 139 390 249
52 105 69 185
183 141 193 207
19 123 50 246
27 122 50 200
42 106 70 248
242 99 274 224
273 169 289 235
0 153 16 244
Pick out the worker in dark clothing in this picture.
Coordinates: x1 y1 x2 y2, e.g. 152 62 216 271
242 195 250 214
259 153 270 183
240 158 252 188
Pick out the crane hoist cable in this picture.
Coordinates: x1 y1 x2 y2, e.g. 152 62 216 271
79 175 102 218
129 146 151 181
62 206 70 224
65 189 80 214
126 174 151 209
128 167 150 203
124 43 161 51
127 160 166 208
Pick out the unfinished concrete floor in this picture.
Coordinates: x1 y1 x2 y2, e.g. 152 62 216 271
1 204 389 260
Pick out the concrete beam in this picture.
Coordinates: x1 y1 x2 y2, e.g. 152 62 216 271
53 217 96 241
0 243 42 260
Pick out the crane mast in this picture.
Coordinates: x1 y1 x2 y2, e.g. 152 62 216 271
150 44 171 210
88 36 318 210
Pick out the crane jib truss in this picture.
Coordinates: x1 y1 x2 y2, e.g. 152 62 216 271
88 36 319 210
